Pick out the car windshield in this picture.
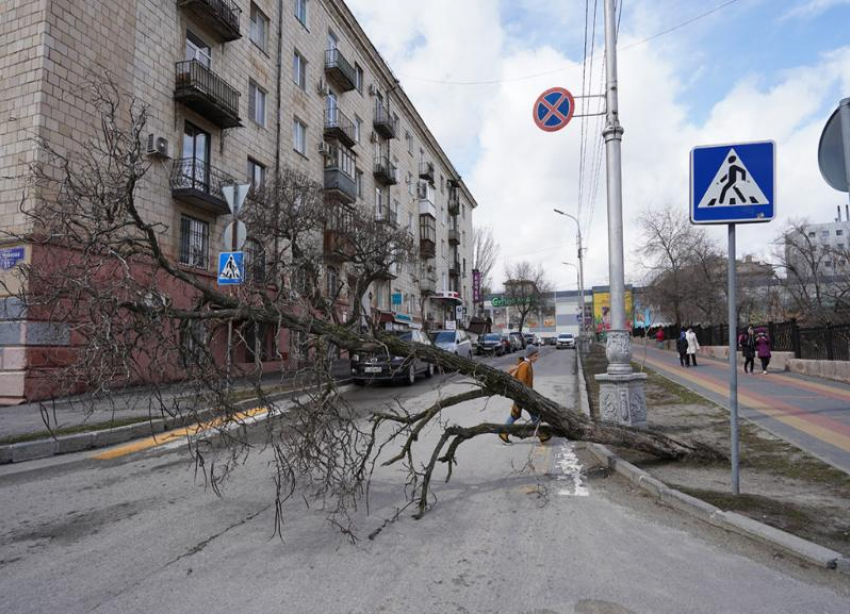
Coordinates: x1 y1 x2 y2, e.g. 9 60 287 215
559 334 573 339
392 332 413 342
483 334 500 342
434 332 456 344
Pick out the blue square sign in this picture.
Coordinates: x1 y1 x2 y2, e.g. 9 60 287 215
690 141 776 225
217 251 245 285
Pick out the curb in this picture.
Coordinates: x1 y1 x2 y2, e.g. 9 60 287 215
574 349 592 418
584 442 848 574
0 380 353 465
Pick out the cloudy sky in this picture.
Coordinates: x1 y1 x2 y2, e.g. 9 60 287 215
346 0 850 292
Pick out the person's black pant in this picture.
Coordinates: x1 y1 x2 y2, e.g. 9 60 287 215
760 356 770 372
679 352 687 367
687 353 698 366
744 356 755 373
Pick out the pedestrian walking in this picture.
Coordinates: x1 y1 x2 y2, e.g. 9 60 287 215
499 346 551 444
676 328 688 367
686 327 700 366
655 327 665 349
755 328 772 374
739 326 756 374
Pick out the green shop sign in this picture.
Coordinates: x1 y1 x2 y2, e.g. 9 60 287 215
490 296 529 308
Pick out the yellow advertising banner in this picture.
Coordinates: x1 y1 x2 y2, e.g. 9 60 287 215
593 290 634 332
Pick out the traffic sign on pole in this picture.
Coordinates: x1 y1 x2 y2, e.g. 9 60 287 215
533 87 575 132
223 220 247 251
818 99 850 194
217 251 245 286
691 141 776 225
221 183 251 218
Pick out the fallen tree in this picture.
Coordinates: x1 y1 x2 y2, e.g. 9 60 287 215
2 76 723 535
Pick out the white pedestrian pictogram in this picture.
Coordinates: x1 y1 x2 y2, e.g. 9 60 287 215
220 254 242 281
697 148 768 208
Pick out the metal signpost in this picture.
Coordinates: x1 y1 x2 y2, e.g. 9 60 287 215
691 141 776 495
220 183 251 389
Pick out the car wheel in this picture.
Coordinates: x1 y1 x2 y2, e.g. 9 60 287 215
425 363 434 378
405 366 416 386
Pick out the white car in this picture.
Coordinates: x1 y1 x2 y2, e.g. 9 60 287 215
431 329 473 358
556 333 576 349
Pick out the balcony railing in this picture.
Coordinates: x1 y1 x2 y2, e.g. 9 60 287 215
176 0 241 42
375 206 398 227
174 60 242 128
373 104 397 139
448 187 460 216
170 158 236 215
419 161 435 183
324 108 356 148
419 275 438 295
449 259 462 277
420 216 436 259
324 166 357 204
373 156 398 185
324 229 355 263
324 48 357 92
448 228 460 246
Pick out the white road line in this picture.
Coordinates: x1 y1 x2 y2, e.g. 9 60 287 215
555 442 589 497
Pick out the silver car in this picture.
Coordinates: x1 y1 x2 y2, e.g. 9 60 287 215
431 329 473 358
556 333 576 349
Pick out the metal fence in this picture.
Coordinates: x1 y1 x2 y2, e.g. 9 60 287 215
635 319 850 361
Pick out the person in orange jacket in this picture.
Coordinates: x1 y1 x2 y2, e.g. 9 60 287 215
499 345 551 444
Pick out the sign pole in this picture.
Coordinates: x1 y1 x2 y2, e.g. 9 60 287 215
728 223 740 495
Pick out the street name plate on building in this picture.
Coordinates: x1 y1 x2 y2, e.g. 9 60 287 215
0 247 25 270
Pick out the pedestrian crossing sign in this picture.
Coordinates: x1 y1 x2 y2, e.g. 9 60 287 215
690 141 775 225
217 251 245 285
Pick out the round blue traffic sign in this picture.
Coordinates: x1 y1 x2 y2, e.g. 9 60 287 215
533 87 575 132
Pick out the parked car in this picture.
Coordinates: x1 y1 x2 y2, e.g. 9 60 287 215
475 333 505 356
431 329 474 358
556 332 576 349
523 333 535 347
351 329 435 385
508 332 525 352
500 334 514 354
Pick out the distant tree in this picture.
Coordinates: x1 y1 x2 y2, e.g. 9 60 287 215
503 261 550 333
473 225 499 289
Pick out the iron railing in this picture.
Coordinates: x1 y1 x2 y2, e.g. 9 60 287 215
373 104 398 139
419 161 435 183
324 107 356 147
373 156 398 185
174 60 241 127
176 0 241 41
170 157 235 212
324 48 357 91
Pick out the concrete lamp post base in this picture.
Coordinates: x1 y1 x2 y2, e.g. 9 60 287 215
595 330 648 428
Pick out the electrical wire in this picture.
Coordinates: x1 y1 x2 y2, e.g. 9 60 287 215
402 0 739 86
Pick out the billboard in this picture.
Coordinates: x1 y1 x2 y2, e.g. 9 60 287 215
592 290 634 332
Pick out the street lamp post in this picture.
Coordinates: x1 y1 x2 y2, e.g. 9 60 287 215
561 261 583 334
594 0 648 427
554 208 586 338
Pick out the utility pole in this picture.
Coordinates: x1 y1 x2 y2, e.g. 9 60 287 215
594 0 648 427
554 208 586 338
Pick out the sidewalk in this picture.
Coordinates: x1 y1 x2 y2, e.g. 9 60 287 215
634 344 850 475
0 360 353 445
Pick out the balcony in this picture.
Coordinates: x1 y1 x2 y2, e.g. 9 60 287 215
324 230 355 263
170 158 236 216
177 0 241 42
419 274 437 295
448 186 460 216
324 48 357 92
324 108 356 148
174 60 242 128
448 228 460 246
375 207 398 228
420 215 436 259
324 166 357 204
375 263 399 281
449 259 462 278
373 156 398 185
373 104 397 139
419 161 435 184
417 183 436 218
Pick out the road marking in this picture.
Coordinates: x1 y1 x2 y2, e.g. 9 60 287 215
555 442 589 497
642 355 850 454
91 407 269 460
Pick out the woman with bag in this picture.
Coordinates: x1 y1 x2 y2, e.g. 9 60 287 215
755 329 772 374
739 326 756 374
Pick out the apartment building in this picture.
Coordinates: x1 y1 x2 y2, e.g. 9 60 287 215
0 0 477 403
784 212 850 278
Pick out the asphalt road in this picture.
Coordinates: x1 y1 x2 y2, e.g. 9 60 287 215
0 347 847 614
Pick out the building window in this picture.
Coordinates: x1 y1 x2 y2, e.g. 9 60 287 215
406 131 413 154
838 243 845 250
326 266 340 297
392 199 400 224
181 320 207 366
441 239 445 258
293 50 307 90
179 215 209 268
354 115 362 143
294 0 308 27
837 229 844 236
245 238 266 282
822 230 831 238
355 169 363 198
808 232 816 238
243 322 270 363
293 118 307 154
247 158 265 190
408 212 413 230
406 171 414 195
185 30 211 67
376 187 384 217
249 4 269 52
355 63 363 94
249 80 266 127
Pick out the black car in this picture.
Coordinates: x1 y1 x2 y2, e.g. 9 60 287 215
351 329 435 386
475 333 505 356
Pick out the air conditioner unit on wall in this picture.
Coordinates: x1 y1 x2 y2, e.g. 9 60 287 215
146 134 170 158
316 78 329 96
318 141 330 156
368 82 379 96
369 131 378 144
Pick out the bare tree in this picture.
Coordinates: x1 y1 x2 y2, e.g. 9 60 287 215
473 225 499 291
503 261 550 333
2 78 722 537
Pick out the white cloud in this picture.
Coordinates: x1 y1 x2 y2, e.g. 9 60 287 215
781 0 850 20
346 2 850 296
